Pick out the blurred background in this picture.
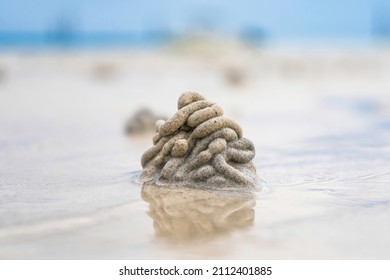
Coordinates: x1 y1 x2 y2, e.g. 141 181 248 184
1 0 390 154
1 0 390 259
1 0 390 138
1 0 390 48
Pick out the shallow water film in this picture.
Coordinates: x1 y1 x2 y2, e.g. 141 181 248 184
0 50 390 259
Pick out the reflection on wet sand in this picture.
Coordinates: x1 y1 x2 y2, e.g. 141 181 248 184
141 184 255 240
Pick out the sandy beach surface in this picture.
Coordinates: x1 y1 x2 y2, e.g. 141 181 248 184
1 46 390 259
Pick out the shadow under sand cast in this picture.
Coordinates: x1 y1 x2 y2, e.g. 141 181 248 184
141 184 256 240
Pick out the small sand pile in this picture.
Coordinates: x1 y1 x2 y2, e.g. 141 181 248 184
125 108 165 135
139 92 258 190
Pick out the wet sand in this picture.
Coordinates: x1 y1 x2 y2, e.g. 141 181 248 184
0 48 390 259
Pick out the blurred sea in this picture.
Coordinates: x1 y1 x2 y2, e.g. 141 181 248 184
0 31 174 49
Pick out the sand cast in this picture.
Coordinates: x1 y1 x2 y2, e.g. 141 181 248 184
139 92 258 190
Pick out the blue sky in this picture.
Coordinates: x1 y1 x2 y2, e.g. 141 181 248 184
0 0 389 42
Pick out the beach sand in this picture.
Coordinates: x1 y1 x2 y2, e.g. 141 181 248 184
0 47 390 259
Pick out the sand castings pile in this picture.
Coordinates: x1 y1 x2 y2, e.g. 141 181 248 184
139 92 258 190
